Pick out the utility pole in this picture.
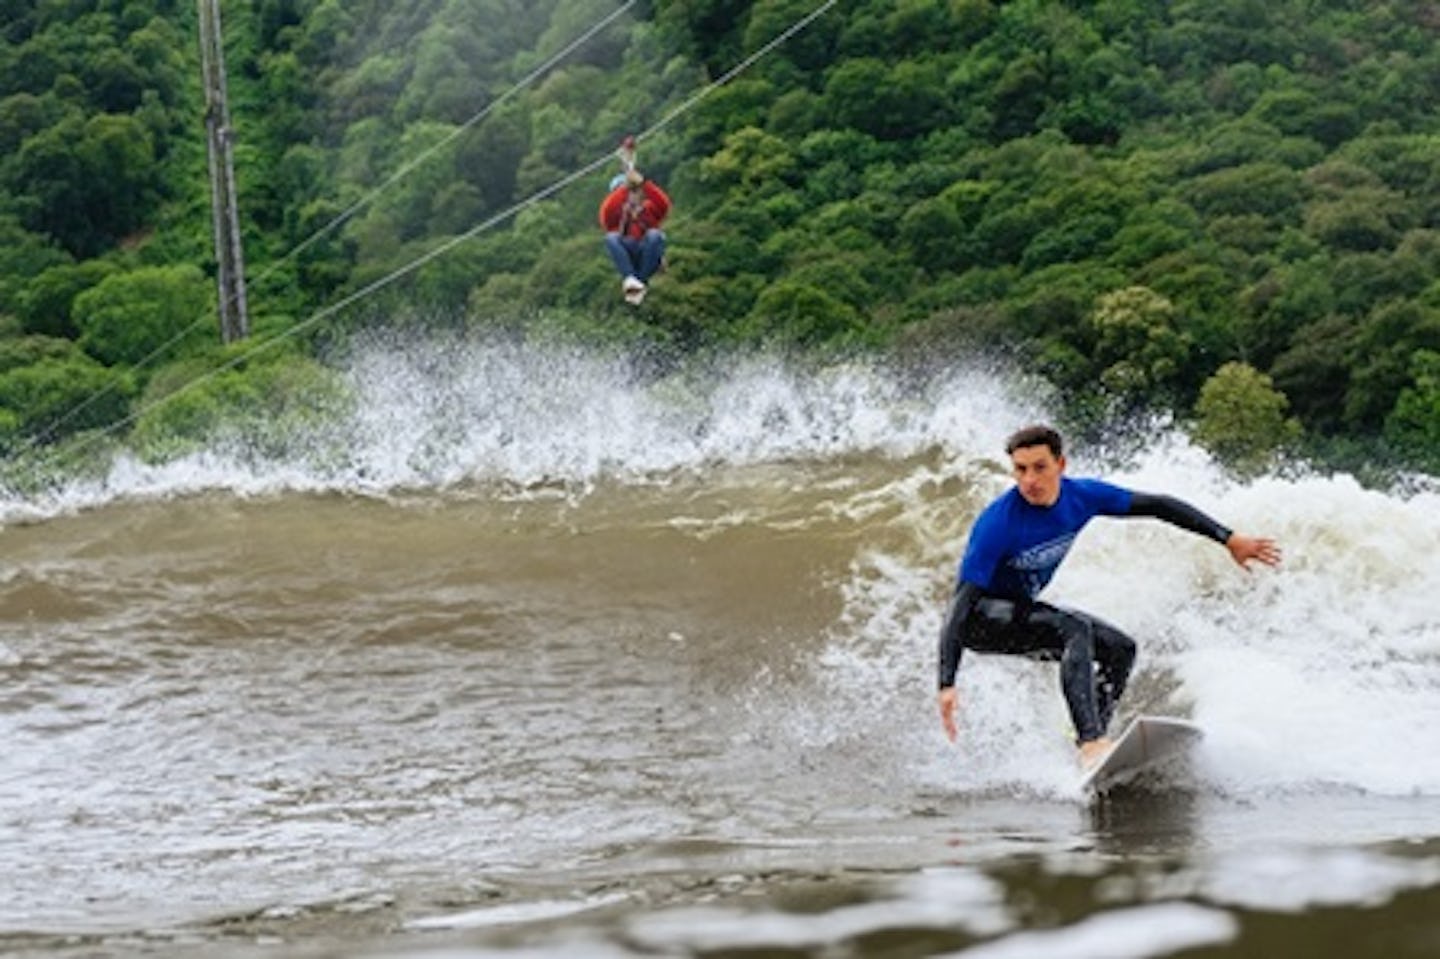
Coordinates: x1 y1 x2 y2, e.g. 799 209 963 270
197 0 249 343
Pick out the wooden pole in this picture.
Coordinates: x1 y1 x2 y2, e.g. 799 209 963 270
197 0 249 343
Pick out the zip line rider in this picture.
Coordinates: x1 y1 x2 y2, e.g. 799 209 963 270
599 162 671 306
936 424 1282 767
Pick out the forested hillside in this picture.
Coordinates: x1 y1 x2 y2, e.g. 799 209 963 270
2 0 1439 478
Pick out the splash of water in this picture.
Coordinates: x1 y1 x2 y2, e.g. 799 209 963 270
0 335 1036 521
821 429 1440 801
4 334 1437 801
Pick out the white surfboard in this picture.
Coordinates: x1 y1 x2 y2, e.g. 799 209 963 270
1079 715 1203 793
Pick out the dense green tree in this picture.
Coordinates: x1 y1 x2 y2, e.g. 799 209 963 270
656 0 752 75
1269 313 1356 434
0 350 133 445
130 352 348 462
0 91 59 153
0 333 77 372
1 0 1439 477
1383 349 1440 474
6 110 162 256
743 0 845 75
1236 259 1336 366
1344 299 1440 431
1186 162 1307 222
72 265 212 367
455 103 530 208
1303 179 1409 252
1329 251 1430 318
679 77 776 155
697 124 788 188
292 0 353 66
17 259 116 338
1192 361 1301 477
1110 202 1198 266
1006 261 1125 388
1181 119 1325 178
0 215 69 316
898 197 965 275
1087 286 1193 404
739 279 871 348
1021 209 1121 271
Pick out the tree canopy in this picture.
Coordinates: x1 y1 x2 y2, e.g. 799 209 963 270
1 0 1439 478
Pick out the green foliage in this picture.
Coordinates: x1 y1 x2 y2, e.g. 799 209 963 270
0 333 79 372
5 110 163 256
1 0 1440 478
0 350 134 447
700 126 796 192
1186 162 1307 222
1384 350 1440 474
898 196 965 275
72 265 212 367
1087 286 1193 404
744 0 844 75
0 214 70 315
0 91 60 153
18 259 116 338
129 351 350 463
739 279 872 349
822 57 951 141
1344 299 1440 431
1192 361 1301 476
1269 313 1355 434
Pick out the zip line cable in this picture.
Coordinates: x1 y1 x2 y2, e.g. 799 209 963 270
25 0 637 448
19 0 842 474
645 0 838 140
619 0 840 237
277 0 638 268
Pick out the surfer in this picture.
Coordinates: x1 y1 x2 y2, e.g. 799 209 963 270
599 165 670 306
936 424 1281 767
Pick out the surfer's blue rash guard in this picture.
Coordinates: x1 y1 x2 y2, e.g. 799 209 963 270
937 481 1232 689
960 478 1132 599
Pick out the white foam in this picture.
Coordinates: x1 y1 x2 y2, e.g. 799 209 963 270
0 338 1033 523
1195 847 1440 913
5 337 1438 802
405 894 629 930
625 867 1010 952
940 902 1237 959
819 421 1440 800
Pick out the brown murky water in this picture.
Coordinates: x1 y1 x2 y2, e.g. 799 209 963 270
3 347 1439 957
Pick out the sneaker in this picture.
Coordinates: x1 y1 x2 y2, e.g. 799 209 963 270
621 275 644 294
622 278 647 305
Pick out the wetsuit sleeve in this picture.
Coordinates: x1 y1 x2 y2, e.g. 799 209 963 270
938 580 983 689
1127 491 1232 544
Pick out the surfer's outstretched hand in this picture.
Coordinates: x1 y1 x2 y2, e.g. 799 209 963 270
938 687 959 742
1226 534 1282 570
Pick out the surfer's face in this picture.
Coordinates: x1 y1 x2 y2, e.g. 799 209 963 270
1011 444 1065 507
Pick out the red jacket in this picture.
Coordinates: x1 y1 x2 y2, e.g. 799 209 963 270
599 180 671 240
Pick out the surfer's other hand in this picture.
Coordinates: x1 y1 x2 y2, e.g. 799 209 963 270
1227 534 1282 570
938 687 959 743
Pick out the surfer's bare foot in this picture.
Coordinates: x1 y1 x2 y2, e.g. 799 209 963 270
1078 738 1113 768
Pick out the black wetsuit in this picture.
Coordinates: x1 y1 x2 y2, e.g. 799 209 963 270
938 486 1231 743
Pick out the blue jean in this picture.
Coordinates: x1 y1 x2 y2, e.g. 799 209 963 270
604 230 666 282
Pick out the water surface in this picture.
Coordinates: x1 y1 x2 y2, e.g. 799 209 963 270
3 342 1437 957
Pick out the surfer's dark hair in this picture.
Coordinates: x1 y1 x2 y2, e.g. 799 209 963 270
1005 425 1063 458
